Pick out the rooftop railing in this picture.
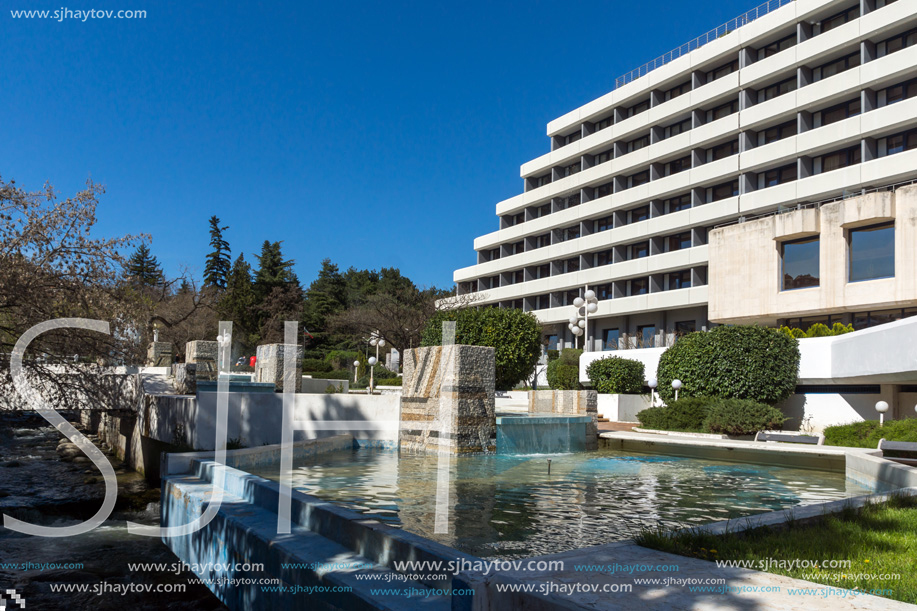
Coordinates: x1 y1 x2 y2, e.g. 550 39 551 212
613 0 795 90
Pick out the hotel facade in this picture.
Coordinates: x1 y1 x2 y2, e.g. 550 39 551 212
453 0 917 354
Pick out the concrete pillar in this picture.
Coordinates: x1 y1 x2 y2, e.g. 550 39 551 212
797 21 813 44
147 342 174 367
738 47 755 69
862 40 877 65
862 88 878 113
185 340 218 381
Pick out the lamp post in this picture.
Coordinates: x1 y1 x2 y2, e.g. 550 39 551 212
672 379 683 401
353 360 360 384
876 400 889 427
648 377 658 407
568 287 599 351
368 332 385 395
216 328 231 375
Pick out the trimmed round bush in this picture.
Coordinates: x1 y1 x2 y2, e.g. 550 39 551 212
656 325 799 404
422 308 542 391
636 397 713 431
702 399 787 435
586 355 645 394
547 349 582 390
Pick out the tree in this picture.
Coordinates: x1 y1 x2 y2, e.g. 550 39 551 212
253 241 298 301
219 253 256 346
125 243 162 286
421 308 542 391
302 259 347 345
203 215 231 289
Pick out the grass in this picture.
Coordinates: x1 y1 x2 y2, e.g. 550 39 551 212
636 494 917 603
823 419 917 449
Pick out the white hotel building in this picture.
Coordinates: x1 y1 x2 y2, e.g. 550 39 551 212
453 0 917 356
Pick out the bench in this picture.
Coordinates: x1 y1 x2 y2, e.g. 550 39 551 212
754 431 825 445
877 438 917 465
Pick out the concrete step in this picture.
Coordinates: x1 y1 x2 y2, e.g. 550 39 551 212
162 473 451 611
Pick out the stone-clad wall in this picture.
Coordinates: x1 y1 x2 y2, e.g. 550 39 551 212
400 345 496 454
147 341 173 367
185 341 218 381
255 344 304 392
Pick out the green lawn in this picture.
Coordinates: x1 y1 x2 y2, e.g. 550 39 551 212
636 495 917 604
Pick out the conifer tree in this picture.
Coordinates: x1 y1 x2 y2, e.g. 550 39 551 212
203 215 231 289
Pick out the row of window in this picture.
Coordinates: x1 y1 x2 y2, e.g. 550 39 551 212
520 268 701 310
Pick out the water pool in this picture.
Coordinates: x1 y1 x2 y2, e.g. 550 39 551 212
250 447 873 559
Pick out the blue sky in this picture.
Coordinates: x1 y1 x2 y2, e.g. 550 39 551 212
2 0 760 290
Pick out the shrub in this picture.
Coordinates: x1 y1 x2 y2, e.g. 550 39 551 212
805 323 832 338
831 322 854 336
422 308 542 391
302 350 324 360
656 325 799 404
547 349 582 390
375 377 403 386
637 397 714 432
702 399 787 435
586 356 645 394
302 358 332 373
326 350 360 370
824 419 917 448
779 323 854 339
547 349 560 362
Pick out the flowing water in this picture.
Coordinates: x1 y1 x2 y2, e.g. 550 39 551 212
251 446 874 559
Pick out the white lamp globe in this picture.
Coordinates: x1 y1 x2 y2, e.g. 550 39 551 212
648 378 658 389
577 320 586 328
353 360 360 368
368 356 378 366
672 379 683 391
875 401 889 414
370 338 378 347
574 327 584 336
584 289 596 300
587 302 598 313
378 339 386 347
568 316 578 325
573 297 585 307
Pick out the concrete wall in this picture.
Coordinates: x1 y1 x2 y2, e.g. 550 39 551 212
300 377 350 394
596 393 652 422
709 187 917 324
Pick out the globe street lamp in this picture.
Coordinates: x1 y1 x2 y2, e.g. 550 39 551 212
353 360 360 384
368 332 386 395
648 377 658 407
568 287 598 351
672 379 683 401
876 400 889 427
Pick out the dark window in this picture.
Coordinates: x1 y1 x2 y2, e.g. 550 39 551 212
762 76 797 101
595 283 613 301
666 81 691 101
711 180 739 201
536 174 551 187
665 118 692 139
760 33 796 59
512 241 524 255
565 290 581 306
782 237 820 290
666 194 692 213
536 203 551 218
632 242 649 259
637 324 656 347
711 140 738 161
547 334 559 351
709 59 738 82
849 222 895 282
626 135 650 153
595 116 613 132
667 156 691 175
630 171 650 188
627 99 650 117
764 163 798 187
883 78 917 106
488 248 500 261
565 257 579 273
763 120 797 144
563 130 582 146
595 182 614 199
594 149 614 165
602 328 620 351
818 146 860 173
596 216 614 232
885 129 917 156
821 98 860 127
815 52 860 81
596 249 614 266
882 28 917 56
564 225 580 241
539 264 551 279
559 193 580 210
668 232 692 252
820 5 859 34
510 212 524 226
667 270 692 289
561 162 581 177
535 294 551 310
711 100 738 121
630 206 650 223
535 233 551 249
513 270 524 284
675 320 696 335
632 279 650 296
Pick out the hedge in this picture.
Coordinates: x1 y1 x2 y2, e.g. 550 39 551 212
586 356 644 394
637 397 713 432
656 325 799 404
422 308 542 391
824 419 917 448
302 358 332 373
547 349 581 390
779 322 854 339
702 399 787 435
374 377 403 386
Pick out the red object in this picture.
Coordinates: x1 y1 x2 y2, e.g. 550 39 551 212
249 356 256 368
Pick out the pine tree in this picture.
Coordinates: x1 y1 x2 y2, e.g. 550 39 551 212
203 216 231 289
220 253 255 344
302 259 347 339
253 240 297 300
126 243 162 286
